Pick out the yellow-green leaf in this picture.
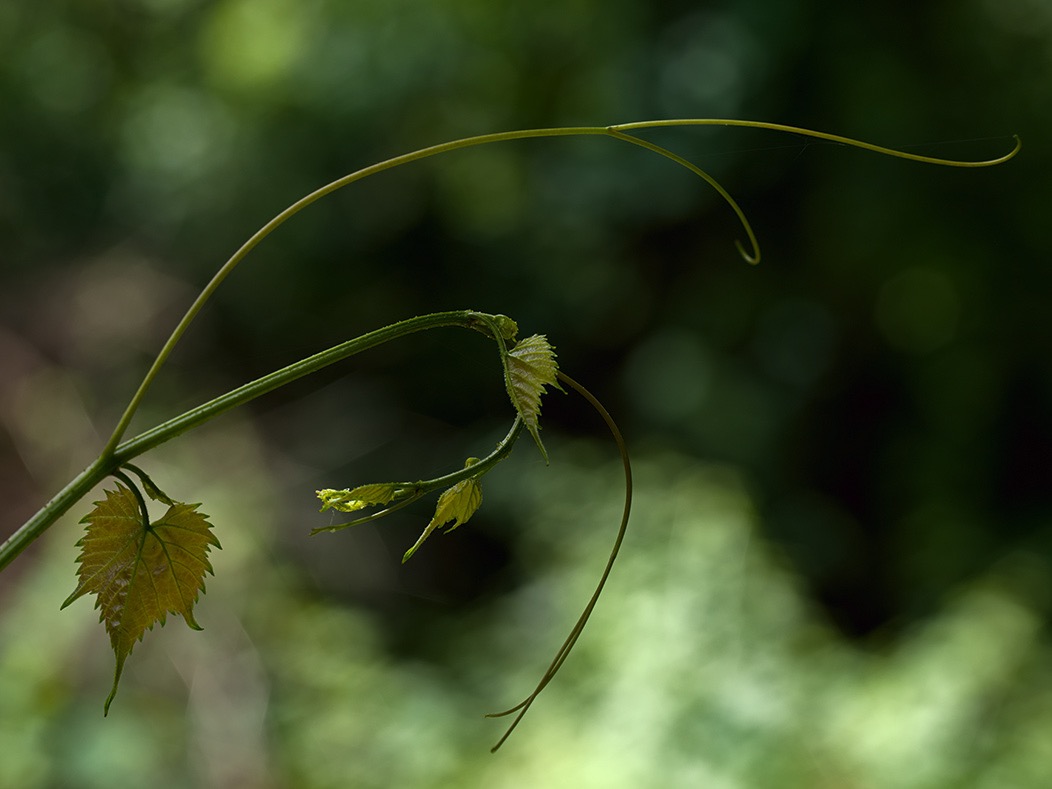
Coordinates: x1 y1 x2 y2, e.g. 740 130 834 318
317 483 398 512
505 334 563 462
402 459 483 563
61 483 220 713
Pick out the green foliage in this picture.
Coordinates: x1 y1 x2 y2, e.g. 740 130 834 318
60 483 220 713
0 114 1020 749
317 484 399 513
504 334 564 462
311 402 525 547
403 458 484 563
311 331 565 566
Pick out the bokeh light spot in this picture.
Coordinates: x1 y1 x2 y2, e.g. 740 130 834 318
120 84 234 182
875 268 960 354
753 298 837 388
659 13 757 116
436 148 525 238
200 0 309 93
20 27 113 115
623 329 712 422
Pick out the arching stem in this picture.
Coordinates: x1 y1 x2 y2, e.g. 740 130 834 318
487 370 633 751
100 120 1018 456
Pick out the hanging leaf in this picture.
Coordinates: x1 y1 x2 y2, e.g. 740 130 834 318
402 459 483 563
61 483 220 714
504 334 564 462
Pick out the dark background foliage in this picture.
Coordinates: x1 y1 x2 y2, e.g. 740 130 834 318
1 1 1049 784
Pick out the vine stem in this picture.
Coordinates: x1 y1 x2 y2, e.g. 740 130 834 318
610 119 1021 167
311 417 525 535
99 127 609 459
100 121 1019 457
487 369 633 751
0 311 509 573
3 119 1019 571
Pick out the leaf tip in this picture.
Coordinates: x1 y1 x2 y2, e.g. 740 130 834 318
59 588 81 611
104 661 124 716
530 429 551 465
183 611 204 631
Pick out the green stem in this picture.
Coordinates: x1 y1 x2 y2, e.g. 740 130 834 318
608 119 1022 167
0 460 111 574
99 126 609 458
100 121 1018 456
311 417 525 535
5 119 1018 573
487 370 633 751
0 310 508 573
607 129 761 264
110 470 151 532
112 310 497 461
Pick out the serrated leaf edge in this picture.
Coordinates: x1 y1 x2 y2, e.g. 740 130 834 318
504 334 563 462
62 483 219 715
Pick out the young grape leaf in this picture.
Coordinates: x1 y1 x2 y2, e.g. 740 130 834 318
402 459 483 563
317 483 399 512
504 334 564 462
61 483 220 714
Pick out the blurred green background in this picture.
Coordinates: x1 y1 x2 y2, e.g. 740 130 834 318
2 1 1051 786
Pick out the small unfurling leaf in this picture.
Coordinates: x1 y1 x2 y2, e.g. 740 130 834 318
317 483 399 512
61 483 220 714
491 314 520 342
505 334 563 462
123 464 176 506
403 459 483 563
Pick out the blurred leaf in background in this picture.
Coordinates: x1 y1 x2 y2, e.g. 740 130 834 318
3 446 1052 786
1 0 1051 786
